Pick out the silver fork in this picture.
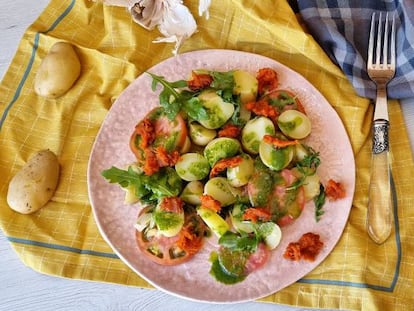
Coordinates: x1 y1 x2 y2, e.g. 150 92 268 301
366 12 396 244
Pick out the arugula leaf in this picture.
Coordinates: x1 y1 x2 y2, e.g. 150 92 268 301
230 96 247 127
210 71 235 102
147 72 208 121
314 183 326 222
101 166 182 203
101 166 150 198
297 146 321 171
182 95 209 120
287 146 321 192
146 167 183 198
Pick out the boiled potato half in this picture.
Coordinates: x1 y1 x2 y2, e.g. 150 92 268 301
7 150 60 214
233 70 258 104
34 42 81 98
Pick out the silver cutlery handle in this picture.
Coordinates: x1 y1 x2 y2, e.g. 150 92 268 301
367 120 393 244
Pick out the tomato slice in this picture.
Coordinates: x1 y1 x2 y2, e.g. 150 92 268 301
136 207 207 266
130 107 188 161
249 168 304 226
273 175 306 226
265 89 306 115
245 242 269 273
152 109 188 151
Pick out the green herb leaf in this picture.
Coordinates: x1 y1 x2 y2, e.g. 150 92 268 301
314 183 326 222
182 96 209 120
101 166 182 203
147 167 183 198
287 146 321 193
230 96 247 127
101 166 150 198
210 71 235 102
297 146 321 171
210 71 234 91
147 72 208 121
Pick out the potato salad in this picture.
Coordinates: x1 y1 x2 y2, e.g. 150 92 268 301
102 67 345 284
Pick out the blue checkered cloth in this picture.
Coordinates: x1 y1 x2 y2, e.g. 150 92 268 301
297 0 414 100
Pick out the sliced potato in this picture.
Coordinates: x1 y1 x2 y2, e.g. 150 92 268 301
204 177 240 206
278 110 311 139
257 222 282 250
230 204 255 233
7 150 60 214
294 143 310 162
175 153 210 181
197 207 229 237
153 199 184 237
123 184 140 204
226 153 254 187
203 137 241 166
198 89 234 129
189 122 216 146
241 117 275 154
233 70 258 104
180 180 204 205
259 139 294 171
34 42 81 98
292 167 321 201
180 136 192 153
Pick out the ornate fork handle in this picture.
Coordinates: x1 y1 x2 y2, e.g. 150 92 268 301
367 118 392 244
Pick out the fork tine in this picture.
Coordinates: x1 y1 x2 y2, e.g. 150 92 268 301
383 13 389 65
390 13 396 69
368 12 376 66
375 12 383 65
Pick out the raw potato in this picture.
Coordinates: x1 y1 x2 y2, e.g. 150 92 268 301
7 150 60 214
34 42 81 98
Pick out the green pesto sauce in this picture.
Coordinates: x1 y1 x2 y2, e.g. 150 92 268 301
265 125 276 134
213 178 229 193
153 211 182 230
205 105 225 128
153 131 178 152
269 146 292 171
209 252 246 285
250 141 260 153
242 132 256 144
253 172 273 206
188 161 210 179
204 140 240 165
278 117 302 133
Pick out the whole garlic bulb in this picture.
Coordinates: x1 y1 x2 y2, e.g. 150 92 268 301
93 0 211 54
129 0 211 55
152 1 197 55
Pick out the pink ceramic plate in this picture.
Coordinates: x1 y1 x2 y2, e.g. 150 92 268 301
87 50 355 303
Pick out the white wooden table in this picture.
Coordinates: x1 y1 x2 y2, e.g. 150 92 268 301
1 1 413 310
